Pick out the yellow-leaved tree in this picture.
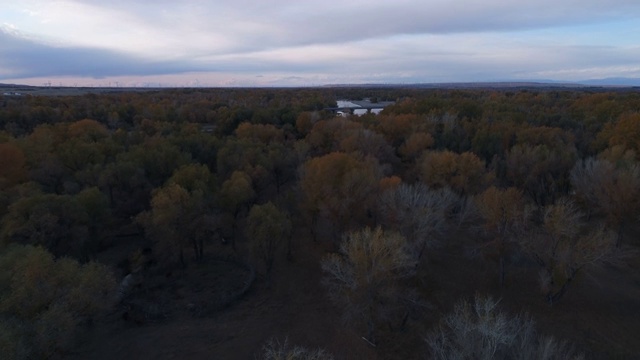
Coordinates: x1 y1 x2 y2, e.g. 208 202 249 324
321 227 417 345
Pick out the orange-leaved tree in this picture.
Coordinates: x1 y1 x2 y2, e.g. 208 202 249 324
300 152 381 243
418 150 490 195
0 142 27 190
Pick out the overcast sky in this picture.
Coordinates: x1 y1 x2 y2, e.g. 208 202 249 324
2 0 640 86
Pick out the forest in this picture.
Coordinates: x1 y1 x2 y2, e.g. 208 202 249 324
0 86 639 359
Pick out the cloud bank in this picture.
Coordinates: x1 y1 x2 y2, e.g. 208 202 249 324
2 0 640 85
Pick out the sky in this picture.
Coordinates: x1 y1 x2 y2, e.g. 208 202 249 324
1 0 640 87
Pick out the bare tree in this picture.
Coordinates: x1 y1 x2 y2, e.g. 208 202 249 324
426 295 583 360
321 227 417 345
377 183 460 259
260 338 334 360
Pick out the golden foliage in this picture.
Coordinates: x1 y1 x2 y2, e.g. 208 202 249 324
0 143 27 189
399 132 434 161
521 198 618 303
608 112 640 154
300 152 380 233
67 119 108 141
474 187 530 235
321 227 416 341
235 122 284 144
419 150 489 195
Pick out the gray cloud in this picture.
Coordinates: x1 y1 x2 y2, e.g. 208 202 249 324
61 0 640 50
3 0 640 84
0 30 208 79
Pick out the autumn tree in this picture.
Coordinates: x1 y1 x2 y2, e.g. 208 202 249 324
170 131 220 171
305 118 362 156
375 114 424 148
294 111 319 137
570 157 640 243
167 163 216 195
0 245 116 359
217 136 298 196
20 124 69 194
264 142 300 194
246 202 292 278
398 132 434 163
597 145 636 166
72 187 111 261
601 112 640 155
125 138 192 188
300 152 381 242
99 160 150 218
505 144 576 206
137 181 212 266
321 227 417 344
1 188 110 260
337 127 399 168
474 187 532 287
235 122 284 144
418 150 490 195
0 143 27 190
471 121 517 162
520 198 619 304
67 119 109 141
426 295 583 360
219 170 256 246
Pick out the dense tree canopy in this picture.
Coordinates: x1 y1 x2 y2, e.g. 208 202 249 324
1 87 639 359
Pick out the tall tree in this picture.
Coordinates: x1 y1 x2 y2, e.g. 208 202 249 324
474 187 532 287
245 202 291 279
520 198 619 304
0 143 27 190
219 170 256 247
505 143 577 206
570 157 640 244
300 152 381 243
321 227 416 345
377 183 459 260
137 183 211 266
418 150 490 195
0 191 102 259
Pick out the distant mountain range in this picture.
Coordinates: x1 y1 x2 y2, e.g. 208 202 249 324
575 78 640 86
327 78 640 88
3 78 640 89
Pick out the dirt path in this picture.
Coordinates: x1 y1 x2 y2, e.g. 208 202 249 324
68 237 377 360
67 230 640 359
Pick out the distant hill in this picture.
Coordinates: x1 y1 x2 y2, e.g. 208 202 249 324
0 83 34 88
577 78 640 87
3 79 640 92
